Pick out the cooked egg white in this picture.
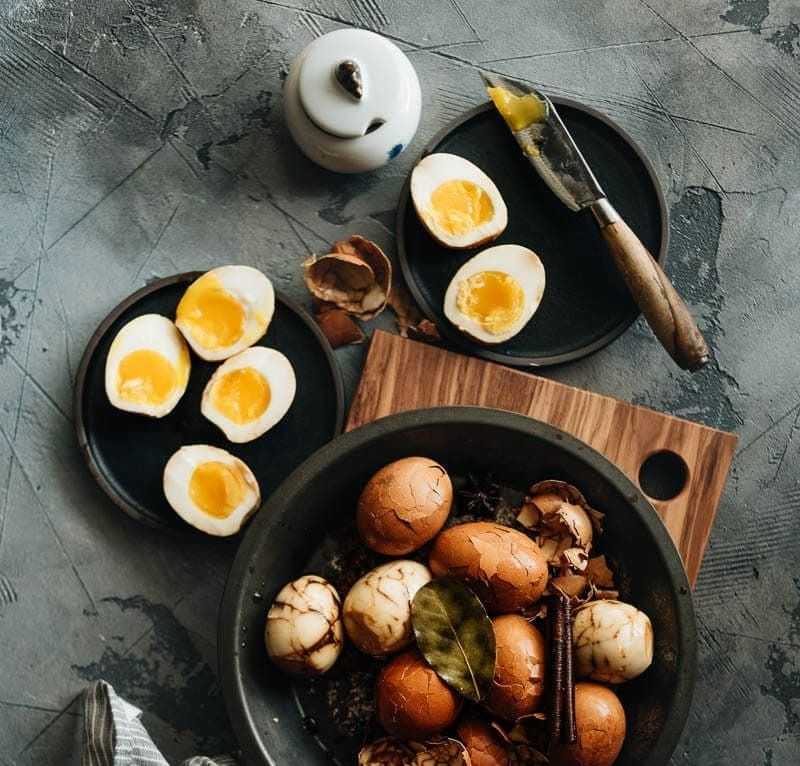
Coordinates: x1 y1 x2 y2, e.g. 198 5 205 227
104 313 190 418
201 347 296 443
410 153 507 249
175 266 275 361
443 244 545 344
163 444 260 536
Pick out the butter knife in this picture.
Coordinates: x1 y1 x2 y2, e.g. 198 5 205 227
480 71 709 372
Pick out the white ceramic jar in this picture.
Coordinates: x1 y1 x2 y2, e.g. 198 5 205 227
284 29 422 173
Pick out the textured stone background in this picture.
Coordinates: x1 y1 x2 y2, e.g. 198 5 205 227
0 0 798 764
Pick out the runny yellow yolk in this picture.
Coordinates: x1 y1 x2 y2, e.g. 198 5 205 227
117 350 177 405
189 461 247 519
456 270 525 334
429 179 494 237
176 274 245 351
487 87 547 131
211 367 271 424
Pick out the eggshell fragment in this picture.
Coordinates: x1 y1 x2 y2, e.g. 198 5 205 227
357 457 453 555
413 739 471 766
375 650 463 740
549 683 626 766
428 521 548 612
484 615 546 721
358 737 416 766
303 236 391 319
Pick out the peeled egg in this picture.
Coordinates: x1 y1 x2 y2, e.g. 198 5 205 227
163 444 260 536
201 347 296 443
265 575 344 676
411 153 507 249
443 244 545 344
104 313 190 418
175 266 275 361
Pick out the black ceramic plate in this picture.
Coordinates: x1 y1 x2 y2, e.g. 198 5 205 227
219 407 695 766
75 273 344 533
397 100 668 366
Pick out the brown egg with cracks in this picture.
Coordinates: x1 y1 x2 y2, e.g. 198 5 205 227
428 522 548 612
550 683 626 766
357 457 453 555
374 650 462 739
456 715 510 766
484 615 546 721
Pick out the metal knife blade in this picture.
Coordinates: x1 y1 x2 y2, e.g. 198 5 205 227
480 70 605 212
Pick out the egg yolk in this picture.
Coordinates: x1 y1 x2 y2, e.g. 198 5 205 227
211 367 271 424
487 87 547 131
116 350 178 405
189 461 247 519
429 180 494 237
176 274 245 351
456 270 525 335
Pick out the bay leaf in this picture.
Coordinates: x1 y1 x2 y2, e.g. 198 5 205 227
411 578 496 702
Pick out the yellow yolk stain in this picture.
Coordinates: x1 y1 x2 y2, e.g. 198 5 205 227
487 87 547 131
176 274 245 351
429 179 494 237
211 367 271 424
456 270 525 334
117 350 177 405
189 461 247 518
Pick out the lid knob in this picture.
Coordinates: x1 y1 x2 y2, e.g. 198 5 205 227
335 60 363 100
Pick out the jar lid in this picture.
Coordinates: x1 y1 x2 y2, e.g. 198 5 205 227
298 29 417 139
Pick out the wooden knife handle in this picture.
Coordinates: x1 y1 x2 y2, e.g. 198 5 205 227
597 213 709 371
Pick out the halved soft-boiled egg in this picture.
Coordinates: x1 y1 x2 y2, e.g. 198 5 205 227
410 153 507 249
201 347 296 443
104 313 190 417
175 266 275 361
443 244 546 344
163 445 260 536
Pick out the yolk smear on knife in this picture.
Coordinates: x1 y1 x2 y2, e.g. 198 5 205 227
117 350 177 405
429 179 494 237
176 274 245 351
211 367 271 424
487 86 547 131
456 270 525 334
189 461 247 518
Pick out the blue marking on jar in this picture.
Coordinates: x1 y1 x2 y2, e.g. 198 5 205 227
388 143 403 160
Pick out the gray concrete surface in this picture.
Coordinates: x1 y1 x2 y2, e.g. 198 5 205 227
0 0 798 763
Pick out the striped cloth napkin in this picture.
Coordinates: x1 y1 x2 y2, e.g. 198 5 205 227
82 681 237 766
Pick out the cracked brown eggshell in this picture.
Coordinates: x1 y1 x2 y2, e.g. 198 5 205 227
549 683 626 766
375 650 463 740
428 522 548 613
343 560 433 655
264 575 343 676
303 236 392 319
358 737 416 766
484 615 546 721
357 457 453 555
457 715 510 766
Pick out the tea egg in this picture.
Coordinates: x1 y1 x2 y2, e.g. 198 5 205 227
201 347 296 443
163 444 260 535
411 153 507 249
175 266 275 361
443 244 546 344
104 313 190 418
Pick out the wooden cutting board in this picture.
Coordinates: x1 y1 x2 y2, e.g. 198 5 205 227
347 331 738 585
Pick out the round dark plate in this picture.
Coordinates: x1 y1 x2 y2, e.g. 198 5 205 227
75 273 344 533
397 100 669 366
219 407 695 766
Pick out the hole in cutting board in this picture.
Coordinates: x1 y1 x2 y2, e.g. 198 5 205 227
639 450 688 501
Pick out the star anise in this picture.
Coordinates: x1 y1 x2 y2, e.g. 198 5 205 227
459 473 502 517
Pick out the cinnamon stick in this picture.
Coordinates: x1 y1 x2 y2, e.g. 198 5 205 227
562 597 577 744
547 594 565 741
